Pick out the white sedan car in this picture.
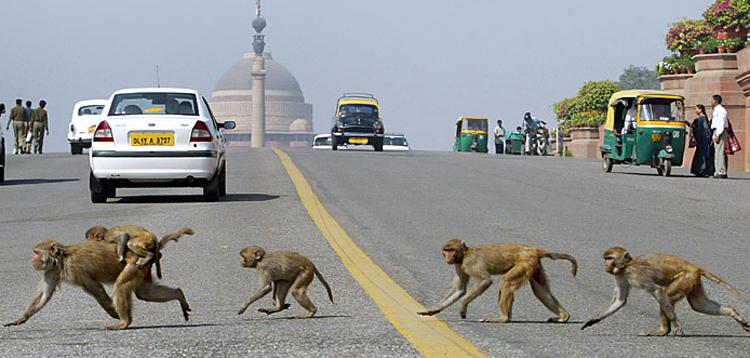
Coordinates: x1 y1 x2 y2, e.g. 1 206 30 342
89 88 235 203
68 99 107 155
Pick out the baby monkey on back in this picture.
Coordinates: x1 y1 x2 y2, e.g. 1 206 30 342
86 225 194 279
238 246 334 318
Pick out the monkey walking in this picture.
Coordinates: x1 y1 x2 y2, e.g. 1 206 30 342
418 239 578 323
581 247 750 336
5 235 192 330
238 246 334 318
86 225 194 279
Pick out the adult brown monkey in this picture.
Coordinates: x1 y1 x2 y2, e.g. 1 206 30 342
581 246 750 336
238 246 334 318
417 239 578 323
85 225 194 279
5 238 191 330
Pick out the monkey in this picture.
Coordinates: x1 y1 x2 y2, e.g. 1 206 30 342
5 237 191 330
417 238 578 323
581 246 750 336
238 246 334 319
85 225 194 279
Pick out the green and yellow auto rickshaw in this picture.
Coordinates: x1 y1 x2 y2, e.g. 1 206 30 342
601 90 687 176
454 116 488 153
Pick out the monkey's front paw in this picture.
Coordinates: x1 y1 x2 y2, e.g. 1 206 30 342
581 318 600 330
671 325 684 337
105 322 129 330
417 310 439 316
482 316 510 324
640 329 669 337
4 319 24 327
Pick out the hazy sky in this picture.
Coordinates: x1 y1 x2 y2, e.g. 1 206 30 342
1 0 711 152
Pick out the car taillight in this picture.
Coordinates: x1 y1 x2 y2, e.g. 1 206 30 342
190 121 212 142
93 121 113 142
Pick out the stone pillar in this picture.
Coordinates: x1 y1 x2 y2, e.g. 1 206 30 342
734 48 750 172
684 54 746 171
250 54 266 148
659 74 694 98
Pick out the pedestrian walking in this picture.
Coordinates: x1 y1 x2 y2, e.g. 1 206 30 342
31 100 49 154
689 104 714 177
5 99 26 155
710 94 728 179
23 100 33 154
493 119 506 154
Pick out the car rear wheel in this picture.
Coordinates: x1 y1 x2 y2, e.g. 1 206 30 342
70 143 83 155
218 165 227 197
89 172 113 203
203 173 220 202
0 136 5 183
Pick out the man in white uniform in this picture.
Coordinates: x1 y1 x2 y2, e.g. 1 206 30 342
710 94 728 179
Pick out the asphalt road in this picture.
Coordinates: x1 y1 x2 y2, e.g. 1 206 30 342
2 148 750 357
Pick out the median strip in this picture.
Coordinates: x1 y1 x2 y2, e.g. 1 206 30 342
273 148 487 358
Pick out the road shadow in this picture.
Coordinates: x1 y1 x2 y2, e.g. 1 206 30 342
0 178 80 186
443 319 583 324
113 193 280 204
618 172 696 179
124 323 221 331
266 315 352 320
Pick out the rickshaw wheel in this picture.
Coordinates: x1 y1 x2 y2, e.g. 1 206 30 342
663 159 672 177
602 155 613 173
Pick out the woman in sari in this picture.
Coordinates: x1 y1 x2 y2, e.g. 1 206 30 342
690 104 714 177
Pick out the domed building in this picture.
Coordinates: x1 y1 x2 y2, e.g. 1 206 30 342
210 53 314 147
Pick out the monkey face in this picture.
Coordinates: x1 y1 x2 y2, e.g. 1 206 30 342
31 240 61 271
85 226 107 241
603 247 630 275
441 239 467 265
240 246 265 268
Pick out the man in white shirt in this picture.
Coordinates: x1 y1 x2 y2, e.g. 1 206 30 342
622 103 637 135
710 94 728 178
493 120 506 154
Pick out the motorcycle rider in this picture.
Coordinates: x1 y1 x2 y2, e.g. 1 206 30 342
523 112 549 155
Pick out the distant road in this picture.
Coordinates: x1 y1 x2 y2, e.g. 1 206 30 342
1 149 749 357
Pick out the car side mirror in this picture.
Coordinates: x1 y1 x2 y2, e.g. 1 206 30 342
220 121 236 130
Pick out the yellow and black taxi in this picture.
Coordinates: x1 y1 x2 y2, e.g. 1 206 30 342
330 93 385 151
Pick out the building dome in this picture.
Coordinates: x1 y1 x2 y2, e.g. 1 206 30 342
289 118 310 132
213 53 305 101
210 53 313 147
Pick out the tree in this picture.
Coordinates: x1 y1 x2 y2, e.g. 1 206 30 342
618 65 660 90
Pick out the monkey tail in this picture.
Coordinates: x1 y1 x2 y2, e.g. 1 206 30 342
158 228 195 250
541 251 578 277
313 267 334 304
701 269 747 302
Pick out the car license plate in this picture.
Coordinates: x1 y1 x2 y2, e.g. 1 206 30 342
88 125 96 134
130 133 175 146
349 137 368 144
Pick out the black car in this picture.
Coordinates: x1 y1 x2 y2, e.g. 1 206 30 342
330 94 385 151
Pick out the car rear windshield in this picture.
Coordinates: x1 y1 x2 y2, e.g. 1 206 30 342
108 93 199 116
339 104 378 118
314 137 332 146
385 137 407 146
78 105 104 116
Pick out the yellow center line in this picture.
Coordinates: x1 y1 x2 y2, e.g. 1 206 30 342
273 148 487 358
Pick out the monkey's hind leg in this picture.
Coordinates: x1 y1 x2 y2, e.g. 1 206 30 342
290 270 317 319
107 264 143 330
483 263 533 323
529 266 570 323
688 283 750 333
136 281 192 321
259 281 292 315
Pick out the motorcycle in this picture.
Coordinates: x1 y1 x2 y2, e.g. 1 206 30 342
524 121 549 156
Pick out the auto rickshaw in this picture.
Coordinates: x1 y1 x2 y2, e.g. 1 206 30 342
506 129 525 154
600 90 687 176
454 116 488 153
